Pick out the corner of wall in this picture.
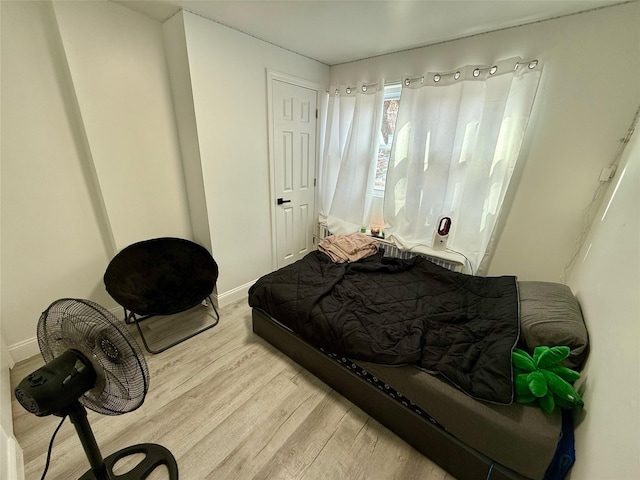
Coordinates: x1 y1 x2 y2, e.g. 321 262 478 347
216 279 256 308
6 338 39 365
162 9 212 253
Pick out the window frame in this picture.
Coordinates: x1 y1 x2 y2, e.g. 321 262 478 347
373 83 402 198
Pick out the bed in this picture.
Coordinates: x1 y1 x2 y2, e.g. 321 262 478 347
248 248 589 480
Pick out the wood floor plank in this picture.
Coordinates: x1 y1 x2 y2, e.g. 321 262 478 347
175 372 300 479
11 298 453 479
298 406 374 480
250 390 361 480
205 369 331 479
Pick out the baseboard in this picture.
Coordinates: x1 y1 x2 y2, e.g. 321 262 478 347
1 432 25 480
109 305 124 320
8 288 254 363
217 280 256 308
7 338 40 364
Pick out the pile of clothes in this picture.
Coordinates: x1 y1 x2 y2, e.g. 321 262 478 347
318 232 379 263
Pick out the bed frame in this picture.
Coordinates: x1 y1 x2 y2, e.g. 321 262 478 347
252 308 528 480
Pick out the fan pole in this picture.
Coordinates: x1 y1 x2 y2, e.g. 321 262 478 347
67 402 110 480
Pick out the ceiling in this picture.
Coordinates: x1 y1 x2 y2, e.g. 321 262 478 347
113 0 629 66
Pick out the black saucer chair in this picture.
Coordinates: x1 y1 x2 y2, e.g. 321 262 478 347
104 237 220 353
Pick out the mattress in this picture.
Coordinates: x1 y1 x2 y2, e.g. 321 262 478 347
248 250 520 404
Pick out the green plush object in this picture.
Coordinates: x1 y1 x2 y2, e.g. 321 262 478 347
513 346 584 413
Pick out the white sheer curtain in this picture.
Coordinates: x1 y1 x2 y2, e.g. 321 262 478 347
384 57 541 273
320 82 384 234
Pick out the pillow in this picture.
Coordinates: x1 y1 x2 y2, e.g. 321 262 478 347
518 281 589 370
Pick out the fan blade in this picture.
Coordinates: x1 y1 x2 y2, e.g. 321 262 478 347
37 299 149 416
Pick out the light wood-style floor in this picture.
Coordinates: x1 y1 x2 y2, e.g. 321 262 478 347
11 299 453 480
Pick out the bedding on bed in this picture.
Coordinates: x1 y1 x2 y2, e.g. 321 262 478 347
248 250 520 404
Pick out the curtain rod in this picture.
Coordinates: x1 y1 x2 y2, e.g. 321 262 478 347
329 82 379 95
404 58 539 86
327 58 539 93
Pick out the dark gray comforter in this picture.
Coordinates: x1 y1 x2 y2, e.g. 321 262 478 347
248 250 519 404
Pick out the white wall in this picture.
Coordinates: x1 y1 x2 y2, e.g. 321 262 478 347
0 0 192 360
52 1 192 251
164 11 330 301
329 2 640 282
1 0 112 359
567 125 639 479
162 14 212 253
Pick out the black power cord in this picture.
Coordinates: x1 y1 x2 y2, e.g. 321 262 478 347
40 415 67 480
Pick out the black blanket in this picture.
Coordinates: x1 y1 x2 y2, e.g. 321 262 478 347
249 251 519 404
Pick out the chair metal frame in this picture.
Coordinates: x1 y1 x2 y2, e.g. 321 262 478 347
122 296 220 354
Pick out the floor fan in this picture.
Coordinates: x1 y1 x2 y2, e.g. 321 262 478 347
14 298 178 479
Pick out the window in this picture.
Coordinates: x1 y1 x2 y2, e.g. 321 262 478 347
373 84 402 196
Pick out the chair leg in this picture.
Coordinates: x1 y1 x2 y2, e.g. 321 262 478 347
204 295 220 321
131 315 157 354
129 297 220 354
123 307 134 325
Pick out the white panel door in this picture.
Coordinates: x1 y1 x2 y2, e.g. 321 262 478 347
271 79 317 268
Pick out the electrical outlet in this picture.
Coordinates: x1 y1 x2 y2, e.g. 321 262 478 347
599 165 617 182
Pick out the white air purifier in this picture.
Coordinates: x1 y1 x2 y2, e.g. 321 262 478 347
433 216 452 251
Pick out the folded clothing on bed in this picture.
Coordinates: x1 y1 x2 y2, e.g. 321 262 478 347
318 232 379 263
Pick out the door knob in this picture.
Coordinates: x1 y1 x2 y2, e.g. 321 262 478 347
277 198 291 205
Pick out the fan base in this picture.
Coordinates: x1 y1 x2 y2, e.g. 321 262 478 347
79 443 178 480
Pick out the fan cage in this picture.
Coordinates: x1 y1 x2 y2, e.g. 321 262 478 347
37 298 150 416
